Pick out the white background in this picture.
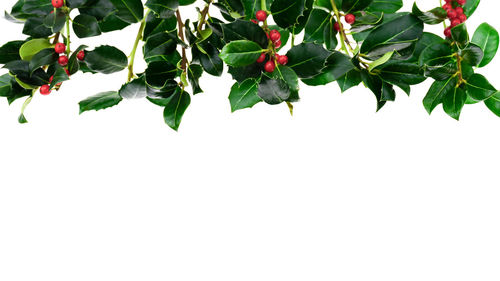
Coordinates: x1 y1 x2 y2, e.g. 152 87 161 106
1 1 499 280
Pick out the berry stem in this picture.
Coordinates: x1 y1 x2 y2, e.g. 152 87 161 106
176 9 188 74
197 0 213 32
261 0 266 11
330 0 351 55
65 14 71 56
127 9 150 82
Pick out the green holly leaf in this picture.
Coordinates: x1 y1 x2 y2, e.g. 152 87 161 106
229 78 262 112
219 40 264 67
460 43 484 67
302 52 354 86
143 32 178 61
411 3 447 25
0 40 25 64
49 66 70 89
73 14 102 38
465 74 497 101
29 48 58 74
485 92 500 117
221 19 269 49
145 0 179 18
304 9 331 44
471 23 499 67
451 23 469 49
286 43 330 78
367 0 403 13
85 45 128 74
258 75 290 105
119 76 148 99
163 88 191 131
342 0 373 13
423 76 457 114
79 91 123 114
145 61 178 89
443 86 467 120
361 14 423 59
109 0 144 23
270 0 306 29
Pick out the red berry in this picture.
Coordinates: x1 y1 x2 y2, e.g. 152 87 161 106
52 0 64 8
264 60 275 73
345 14 356 24
77 50 85 61
269 30 281 42
442 3 452 10
273 40 282 48
256 53 266 63
278 55 288 65
451 18 461 27
58 55 68 66
256 10 267 22
49 76 53 83
456 0 466 5
54 43 66 54
65 68 70 76
458 14 467 22
333 22 341 31
447 9 457 19
455 7 464 14
40 85 51 95
444 27 452 38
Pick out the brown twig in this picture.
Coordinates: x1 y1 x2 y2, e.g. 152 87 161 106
176 9 188 73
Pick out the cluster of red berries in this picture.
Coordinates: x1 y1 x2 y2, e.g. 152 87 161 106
251 10 289 73
443 0 468 38
39 43 86 95
333 13 356 32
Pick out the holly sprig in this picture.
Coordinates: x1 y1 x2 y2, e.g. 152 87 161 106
0 0 498 130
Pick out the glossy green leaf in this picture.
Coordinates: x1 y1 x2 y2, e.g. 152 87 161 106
304 9 331 44
85 45 128 74
219 40 263 67
145 0 178 18
367 0 402 13
423 76 457 114
484 92 500 117
302 52 354 86
411 3 447 25
145 61 178 89
73 14 102 38
443 86 466 120
460 43 484 67
119 76 147 99
109 0 144 23
463 0 480 17
163 88 191 131
286 43 330 78
465 74 497 101
471 23 499 67
342 0 373 13
270 0 306 29
258 75 290 105
19 39 52 61
360 14 423 59
451 23 469 49
79 91 123 114
229 78 261 112
0 40 24 64
221 19 269 49
29 48 58 74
